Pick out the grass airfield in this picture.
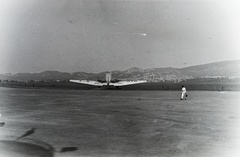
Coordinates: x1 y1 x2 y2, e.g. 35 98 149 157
0 87 240 157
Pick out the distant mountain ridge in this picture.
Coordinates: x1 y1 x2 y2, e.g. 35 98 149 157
0 60 240 82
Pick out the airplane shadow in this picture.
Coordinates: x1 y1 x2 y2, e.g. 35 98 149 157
0 128 78 157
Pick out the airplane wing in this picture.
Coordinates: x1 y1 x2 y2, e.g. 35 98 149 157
110 80 147 87
69 80 104 86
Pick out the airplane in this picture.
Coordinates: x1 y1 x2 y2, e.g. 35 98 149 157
70 72 147 88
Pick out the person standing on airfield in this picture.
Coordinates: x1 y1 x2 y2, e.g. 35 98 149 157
181 85 187 100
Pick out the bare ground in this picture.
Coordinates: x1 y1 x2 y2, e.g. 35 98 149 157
0 88 240 157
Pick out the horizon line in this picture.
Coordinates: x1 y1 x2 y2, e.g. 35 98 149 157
1 59 239 75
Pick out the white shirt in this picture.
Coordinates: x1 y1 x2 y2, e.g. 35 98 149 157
182 87 186 93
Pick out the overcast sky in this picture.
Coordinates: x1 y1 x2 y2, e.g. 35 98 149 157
0 0 240 74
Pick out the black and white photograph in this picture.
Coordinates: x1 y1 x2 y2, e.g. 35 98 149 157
0 0 240 156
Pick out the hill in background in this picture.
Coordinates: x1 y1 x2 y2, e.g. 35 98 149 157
0 60 240 84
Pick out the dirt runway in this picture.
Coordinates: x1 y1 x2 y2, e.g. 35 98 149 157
0 88 240 157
